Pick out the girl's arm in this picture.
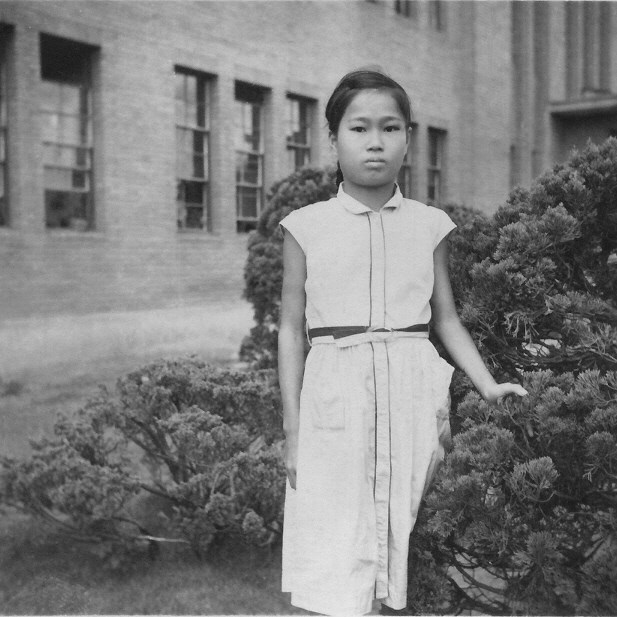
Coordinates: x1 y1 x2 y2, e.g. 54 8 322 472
278 230 307 489
430 237 527 404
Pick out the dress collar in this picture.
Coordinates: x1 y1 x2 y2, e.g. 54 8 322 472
337 183 403 215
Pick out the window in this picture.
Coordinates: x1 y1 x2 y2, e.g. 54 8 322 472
427 128 446 204
40 34 95 230
175 68 211 230
583 2 611 93
428 0 445 31
0 30 8 226
235 83 265 232
286 95 314 174
394 0 416 19
397 123 417 198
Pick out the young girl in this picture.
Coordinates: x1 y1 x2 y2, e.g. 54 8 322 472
278 69 527 616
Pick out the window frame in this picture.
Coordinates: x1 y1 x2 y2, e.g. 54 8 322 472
174 67 212 232
394 0 417 19
428 0 446 31
397 123 418 199
40 34 95 231
427 127 446 205
286 94 314 175
235 82 265 233
0 29 8 227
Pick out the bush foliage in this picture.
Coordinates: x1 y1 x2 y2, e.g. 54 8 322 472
0 359 285 568
416 139 617 614
241 166 337 368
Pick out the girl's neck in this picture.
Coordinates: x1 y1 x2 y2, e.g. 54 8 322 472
342 181 396 212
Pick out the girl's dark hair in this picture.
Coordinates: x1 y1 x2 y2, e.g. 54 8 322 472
325 69 414 186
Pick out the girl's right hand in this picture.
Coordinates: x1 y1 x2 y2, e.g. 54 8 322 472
284 433 299 490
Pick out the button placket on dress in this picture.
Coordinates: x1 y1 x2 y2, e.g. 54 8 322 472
367 209 392 599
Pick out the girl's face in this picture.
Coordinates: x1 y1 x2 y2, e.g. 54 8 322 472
331 89 409 196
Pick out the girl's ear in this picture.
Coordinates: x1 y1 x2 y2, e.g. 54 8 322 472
329 131 338 151
406 126 411 146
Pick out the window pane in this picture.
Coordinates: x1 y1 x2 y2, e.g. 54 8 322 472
44 167 73 190
176 126 189 152
44 144 91 168
184 180 203 205
176 180 206 229
429 133 440 167
234 101 244 149
237 186 258 220
175 73 186 104
176 150 189 178
427 171 440 202
75 146 89 168
41 113 60 143
196 80 206 128
60 83 82 115
41 112 90 146
251 105 261 149
192 154 204 178
236 152 261 184
185 205 204 229
287 149 296 174
287 98 299 140
45 190 89 228
291 147 310 171
429 0 444 29
298 102 310 144
398 166 411 197
235 100 262 151
192 131 204 155
287 100 310 145
41 80 63 112
175 72 208 128
72 170 89 190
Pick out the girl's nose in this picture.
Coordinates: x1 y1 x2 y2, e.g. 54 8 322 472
367 130 384 150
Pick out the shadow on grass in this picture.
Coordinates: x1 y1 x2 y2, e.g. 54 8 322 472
0 511 308 615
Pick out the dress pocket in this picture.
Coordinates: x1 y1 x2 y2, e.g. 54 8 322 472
304 350 346 430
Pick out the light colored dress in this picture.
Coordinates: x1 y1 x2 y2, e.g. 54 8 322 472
279 184 456 615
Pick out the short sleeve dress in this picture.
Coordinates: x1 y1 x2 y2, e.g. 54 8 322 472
279 184 456 616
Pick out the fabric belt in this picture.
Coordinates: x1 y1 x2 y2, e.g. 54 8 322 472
308 323 429 343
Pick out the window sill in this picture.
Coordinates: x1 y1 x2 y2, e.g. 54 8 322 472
177 229 221 240
45 228 107 240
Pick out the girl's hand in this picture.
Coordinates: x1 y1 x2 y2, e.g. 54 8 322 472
284 433 299 490
482 382 528 405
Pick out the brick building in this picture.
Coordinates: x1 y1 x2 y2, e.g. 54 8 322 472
0 0 616 374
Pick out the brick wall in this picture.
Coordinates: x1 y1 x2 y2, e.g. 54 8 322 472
2 0 610 327
1 0 502 323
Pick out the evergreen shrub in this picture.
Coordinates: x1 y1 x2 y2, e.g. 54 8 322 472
0 358 285 569
415 139 617 614
241 166 337 368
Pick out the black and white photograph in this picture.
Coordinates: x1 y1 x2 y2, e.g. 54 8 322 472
0 1 616 615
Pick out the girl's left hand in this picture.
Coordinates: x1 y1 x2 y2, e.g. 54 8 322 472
482 382 528 405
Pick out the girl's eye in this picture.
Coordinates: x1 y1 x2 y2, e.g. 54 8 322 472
385 126 401 132
351 126 366 132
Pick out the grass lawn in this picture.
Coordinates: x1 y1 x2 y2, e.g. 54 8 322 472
0 355 309 615
0 512 308 615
